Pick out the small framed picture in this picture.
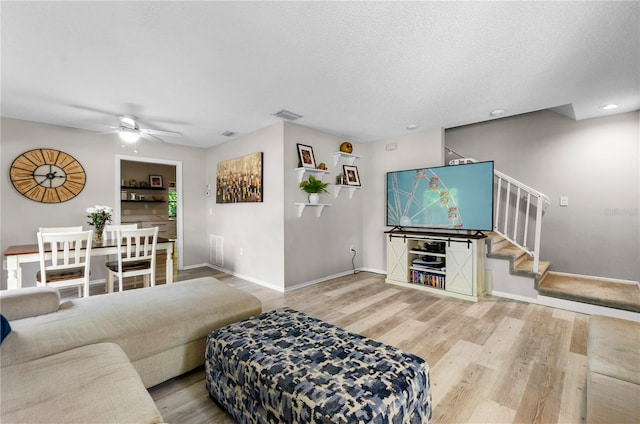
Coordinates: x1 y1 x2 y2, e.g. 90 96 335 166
168 181 176 189
297 143 316 168
149 175 163 188
343 165 361 186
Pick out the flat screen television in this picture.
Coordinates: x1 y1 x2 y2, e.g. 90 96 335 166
386 161 494 232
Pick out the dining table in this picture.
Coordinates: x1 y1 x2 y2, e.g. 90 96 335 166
3 237 175 290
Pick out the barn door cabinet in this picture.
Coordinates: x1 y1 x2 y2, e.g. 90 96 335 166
385 231 486 302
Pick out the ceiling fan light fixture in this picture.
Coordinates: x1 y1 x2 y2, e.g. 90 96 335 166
119 129 140 143
120 116 137 128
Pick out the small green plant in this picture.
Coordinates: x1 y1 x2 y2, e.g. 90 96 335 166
299 175 329 194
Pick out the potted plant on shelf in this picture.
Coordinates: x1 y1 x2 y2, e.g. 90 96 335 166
299 175 329 204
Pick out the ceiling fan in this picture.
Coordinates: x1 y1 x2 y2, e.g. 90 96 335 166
109 115 182 144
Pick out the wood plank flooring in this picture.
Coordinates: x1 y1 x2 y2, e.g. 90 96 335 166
145 267 588 424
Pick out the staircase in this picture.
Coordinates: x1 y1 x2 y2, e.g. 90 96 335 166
485 233 639 315
446 149 640 317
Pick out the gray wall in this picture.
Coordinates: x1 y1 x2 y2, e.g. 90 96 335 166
205 123 286 289
361 128 445 273
282 122 364 289
1 117 209 289
446 110 639 281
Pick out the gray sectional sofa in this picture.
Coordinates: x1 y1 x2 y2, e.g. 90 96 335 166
587 315 640 424
0 277 262 423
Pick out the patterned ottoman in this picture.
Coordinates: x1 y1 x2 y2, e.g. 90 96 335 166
205 308 431 424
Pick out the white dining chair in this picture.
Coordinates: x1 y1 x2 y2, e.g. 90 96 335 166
39 226 83 233
102 223 138 241
105 227 158 293
36 230 93 297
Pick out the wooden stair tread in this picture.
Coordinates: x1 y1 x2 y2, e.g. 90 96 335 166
538 274 640 313
490 245 527 258
514 259 550 275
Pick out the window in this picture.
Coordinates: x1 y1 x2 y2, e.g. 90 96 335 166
168 190 177 218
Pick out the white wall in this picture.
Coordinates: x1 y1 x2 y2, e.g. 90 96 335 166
361 128 445 273
446 110 640 281
205 123 286 289
1 117 209 289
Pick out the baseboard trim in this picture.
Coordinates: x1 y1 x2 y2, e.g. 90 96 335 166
285 270 360 292
204 264 285 292
490 290 537 304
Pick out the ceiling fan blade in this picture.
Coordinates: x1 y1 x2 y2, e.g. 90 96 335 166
140 128 182 138
63 120 117 132
140 132 165 143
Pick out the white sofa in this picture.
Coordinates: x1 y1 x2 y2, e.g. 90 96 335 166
0 277 262 423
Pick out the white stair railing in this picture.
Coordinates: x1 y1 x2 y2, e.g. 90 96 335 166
493 170 550 273
444 147 550 273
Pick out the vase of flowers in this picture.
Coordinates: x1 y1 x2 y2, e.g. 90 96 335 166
86 205 113 243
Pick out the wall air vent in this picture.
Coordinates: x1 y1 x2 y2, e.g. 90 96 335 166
221 131 236 137
273 109 303 121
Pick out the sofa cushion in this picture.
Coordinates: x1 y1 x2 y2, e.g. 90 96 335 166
0 286 60 320
587 370 640 424
0 342 164 424
0 277 262 369
588 315 640 385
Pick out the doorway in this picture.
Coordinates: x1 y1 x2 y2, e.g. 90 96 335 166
115 155 184 270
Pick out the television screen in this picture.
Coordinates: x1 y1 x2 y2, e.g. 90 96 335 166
386 161 494 231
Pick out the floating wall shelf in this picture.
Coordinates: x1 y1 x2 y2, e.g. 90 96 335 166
331 185 361 199
331 152 361 167
294 167 331 183
294 203 331 218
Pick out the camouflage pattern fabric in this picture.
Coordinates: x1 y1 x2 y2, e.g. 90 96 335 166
205 307 431 423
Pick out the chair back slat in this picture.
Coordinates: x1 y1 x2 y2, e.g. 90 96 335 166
39 226 83 234
103 224 138 241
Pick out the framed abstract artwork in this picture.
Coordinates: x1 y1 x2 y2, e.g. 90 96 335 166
216 152 263 203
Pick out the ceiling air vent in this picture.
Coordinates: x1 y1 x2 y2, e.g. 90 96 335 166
273 109 303 121
221 131 236 137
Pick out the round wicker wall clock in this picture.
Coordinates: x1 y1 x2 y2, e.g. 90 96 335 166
10 148 86 203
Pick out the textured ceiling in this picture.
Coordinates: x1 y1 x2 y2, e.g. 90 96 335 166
1 1 638 148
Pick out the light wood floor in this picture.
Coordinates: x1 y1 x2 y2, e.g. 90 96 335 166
145 267 588 424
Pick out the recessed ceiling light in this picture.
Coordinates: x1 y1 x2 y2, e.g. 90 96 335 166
490 109 506 116
600 104 618 110
406 124 418 130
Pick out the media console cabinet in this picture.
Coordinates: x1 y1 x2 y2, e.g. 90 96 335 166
385 231 486 302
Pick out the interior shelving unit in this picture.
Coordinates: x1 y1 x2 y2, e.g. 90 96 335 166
120 186 167 202
294 203 331 218
331 152 361 167
294 167 332 218
385 230 485 302
294 167 330 183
